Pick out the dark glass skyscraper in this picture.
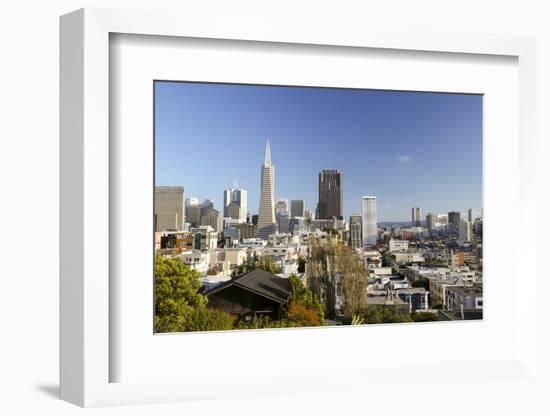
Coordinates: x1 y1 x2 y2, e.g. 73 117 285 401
318 170 343 219
448 211 461 236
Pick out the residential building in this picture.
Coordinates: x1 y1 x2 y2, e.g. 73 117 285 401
318 169 343 219
397 288 429 312
179 250 211 275
191 226 218 250
389 238 409 252
239 238 267 248
154 186 184 231
159 231 194 252
204 268 291 320
445 285 483 311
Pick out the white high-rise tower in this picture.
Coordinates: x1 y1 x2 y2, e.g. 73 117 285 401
257 140 276 240
361 196 377 247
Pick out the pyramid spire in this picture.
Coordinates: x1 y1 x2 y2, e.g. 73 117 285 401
264 139 272 166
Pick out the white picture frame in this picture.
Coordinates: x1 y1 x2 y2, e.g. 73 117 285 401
60 7 538 408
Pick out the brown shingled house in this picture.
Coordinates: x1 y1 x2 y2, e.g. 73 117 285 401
204 268 290 320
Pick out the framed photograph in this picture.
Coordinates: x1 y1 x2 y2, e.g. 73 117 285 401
60 8 538 408
152 80 483 334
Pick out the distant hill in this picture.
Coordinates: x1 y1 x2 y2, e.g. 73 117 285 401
378 221 423 228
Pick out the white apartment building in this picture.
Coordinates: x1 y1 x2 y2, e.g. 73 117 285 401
458 219 472 243
179 250 211 275
389 238 409 252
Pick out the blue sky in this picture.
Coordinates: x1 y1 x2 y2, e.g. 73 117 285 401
155 81 482 222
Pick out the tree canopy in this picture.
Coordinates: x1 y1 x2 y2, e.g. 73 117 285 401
231 255 281 277
155 255 233 332
286 274 324 326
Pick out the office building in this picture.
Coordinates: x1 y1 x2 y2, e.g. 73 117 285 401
290 199 305 218
226 201 241 220
235 223 257 239
223 183 247 223
448 211 461 235
200 207 222 232
349 214 362 249
275 198 290 233
468 208 476 223
155 186 184 232
426 212 437 231
278 211 290 233
361 196 377 247
289 217 306 235
318 169 343 219
257 140 277 240
275 198 289 216
185 197 201 227
458 219 472 242
412 207 421 226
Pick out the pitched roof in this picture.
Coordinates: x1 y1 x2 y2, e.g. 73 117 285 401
204 268 290 304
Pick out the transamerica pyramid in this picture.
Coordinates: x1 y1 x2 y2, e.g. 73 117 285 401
257 140 276 240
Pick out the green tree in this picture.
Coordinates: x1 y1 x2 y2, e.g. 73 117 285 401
232 256 281 278
286 274 325 326
255 256 280 274
154 255 207 333
231 261 255 278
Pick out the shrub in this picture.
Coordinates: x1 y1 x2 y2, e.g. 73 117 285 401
186 308 235 331
286 303 322 327
411 311 438 322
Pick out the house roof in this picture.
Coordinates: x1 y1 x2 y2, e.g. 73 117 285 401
204 268 291 304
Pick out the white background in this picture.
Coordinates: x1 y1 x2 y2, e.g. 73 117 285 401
112 34 520 384
1 1 549 415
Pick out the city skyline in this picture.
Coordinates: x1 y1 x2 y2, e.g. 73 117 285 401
155 81 482 221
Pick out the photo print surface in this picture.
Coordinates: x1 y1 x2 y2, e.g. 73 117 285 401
154 81 483 333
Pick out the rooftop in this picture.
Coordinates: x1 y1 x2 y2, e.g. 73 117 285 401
446 285 483 298
204 268 291 304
